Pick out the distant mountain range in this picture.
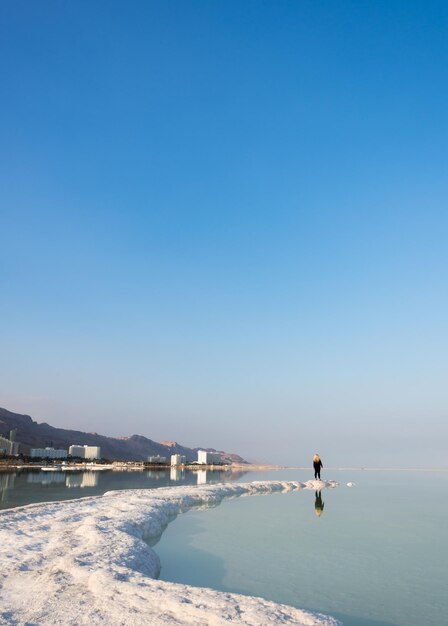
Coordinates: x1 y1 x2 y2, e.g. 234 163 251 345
0 407 247 464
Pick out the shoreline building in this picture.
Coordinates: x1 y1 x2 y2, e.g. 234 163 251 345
0 430 20 456
170 454 186 466
147 455 168 464
68 445 101 460
30 447 68 459
197 450 222 465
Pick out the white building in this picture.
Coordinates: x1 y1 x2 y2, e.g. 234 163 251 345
170 454 186 466
197 450 222 465
68 445 85 457
30 447 68 459
84 446 101 459
68 445 101 460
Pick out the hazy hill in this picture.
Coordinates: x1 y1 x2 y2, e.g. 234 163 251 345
0 407 246 464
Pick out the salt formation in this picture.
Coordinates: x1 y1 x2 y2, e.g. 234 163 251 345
0 480 342 626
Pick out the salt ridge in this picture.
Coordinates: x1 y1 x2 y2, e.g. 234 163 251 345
0 479 342 626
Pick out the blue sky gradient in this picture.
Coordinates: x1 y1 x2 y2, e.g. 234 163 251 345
1 1 447 466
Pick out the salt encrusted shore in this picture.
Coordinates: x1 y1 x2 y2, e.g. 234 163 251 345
0 479 341 626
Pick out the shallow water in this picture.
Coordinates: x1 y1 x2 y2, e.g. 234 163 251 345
0 466 248 509
2 467 446 626
154 469 448 626
0 477 339 626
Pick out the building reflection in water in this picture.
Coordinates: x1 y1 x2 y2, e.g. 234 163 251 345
0 473 15 502
65 472 99 488
170 467 184 481
25 471 99 488
314 490 325 517
27 472 65 485
146 470 168 480
1 466 251 509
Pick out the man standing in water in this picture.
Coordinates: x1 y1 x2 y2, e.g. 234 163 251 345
313 454 323 479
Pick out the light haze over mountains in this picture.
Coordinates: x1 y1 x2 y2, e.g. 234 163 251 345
1 2 447 469
0 407 246 465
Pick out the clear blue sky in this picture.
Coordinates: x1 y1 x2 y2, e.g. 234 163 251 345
1 1 447 467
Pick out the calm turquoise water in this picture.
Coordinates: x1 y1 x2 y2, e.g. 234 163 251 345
154 469 448 626
2 468 447 626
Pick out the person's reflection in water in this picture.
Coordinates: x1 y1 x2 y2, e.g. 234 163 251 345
314 490 324 517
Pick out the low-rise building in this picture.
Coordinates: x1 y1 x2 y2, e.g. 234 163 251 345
30 447 68 459
147 455 168 464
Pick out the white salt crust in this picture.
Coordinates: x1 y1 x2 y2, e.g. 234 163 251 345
0 479 342 626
